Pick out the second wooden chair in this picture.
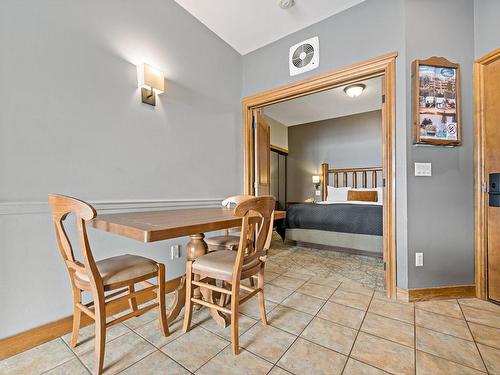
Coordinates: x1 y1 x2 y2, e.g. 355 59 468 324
183 195 275 354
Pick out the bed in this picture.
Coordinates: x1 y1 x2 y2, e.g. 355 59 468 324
285 163 384 257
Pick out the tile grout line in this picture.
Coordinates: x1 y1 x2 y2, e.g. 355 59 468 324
340 289 374 375
119 310 213 374
264 278 344 374
415 350 490 375
458 303 500 330
412 300 493 374
180 326 231 374
38 337 89 375
457 299 490 374
109 330 165 374
132 329 200 374
260 283 424 353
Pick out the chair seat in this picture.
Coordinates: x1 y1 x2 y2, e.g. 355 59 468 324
205 235 240 249
192 250 260 279
76 254 158 286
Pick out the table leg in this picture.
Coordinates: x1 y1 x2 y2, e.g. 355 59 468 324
185 233 229 328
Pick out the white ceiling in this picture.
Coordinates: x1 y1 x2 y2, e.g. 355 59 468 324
173 0 366 55
264 77 382 126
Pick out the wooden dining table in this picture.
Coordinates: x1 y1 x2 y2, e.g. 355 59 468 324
89 206 285 328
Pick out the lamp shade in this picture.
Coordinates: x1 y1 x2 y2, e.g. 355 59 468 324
312 175 320 184
343 83 366 98
137 63 164 93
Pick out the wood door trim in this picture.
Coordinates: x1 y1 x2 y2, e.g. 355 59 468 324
474 48 500 300
270 145 289 155
242 51 398 299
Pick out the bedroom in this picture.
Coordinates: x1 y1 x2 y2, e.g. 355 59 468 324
264 77 386 291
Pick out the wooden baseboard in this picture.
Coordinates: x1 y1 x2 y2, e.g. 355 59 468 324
0 277 182 360
397 284 476 302
294 241 383 258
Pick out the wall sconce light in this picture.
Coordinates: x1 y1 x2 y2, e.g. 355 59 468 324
137 63 164 106
312 175 320 189
312 175 321 200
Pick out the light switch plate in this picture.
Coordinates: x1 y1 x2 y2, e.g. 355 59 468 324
315 190 321 196
415 162 432 177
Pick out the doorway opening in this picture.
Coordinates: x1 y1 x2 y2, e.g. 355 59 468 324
242 52 397 298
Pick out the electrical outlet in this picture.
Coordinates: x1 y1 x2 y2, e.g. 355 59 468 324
315 190 321 196
171 245 180 260
415 252 424 267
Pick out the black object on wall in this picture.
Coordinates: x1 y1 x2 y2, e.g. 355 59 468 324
489 173 500 207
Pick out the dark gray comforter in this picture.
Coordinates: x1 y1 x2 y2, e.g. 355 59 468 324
285 203 383 236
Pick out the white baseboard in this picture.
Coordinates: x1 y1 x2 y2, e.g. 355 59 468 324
0 198 223 215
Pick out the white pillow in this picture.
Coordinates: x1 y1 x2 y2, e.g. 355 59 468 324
349 187 383 204
326 186 350 202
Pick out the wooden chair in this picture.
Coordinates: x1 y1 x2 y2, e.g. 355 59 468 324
48 194 169 375
183 196 275 354
205 195 254 252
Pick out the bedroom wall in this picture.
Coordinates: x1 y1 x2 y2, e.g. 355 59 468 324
405 0 475 288
242 0 410 289
0 0 242 338
287 110 382 201
473 0 500 58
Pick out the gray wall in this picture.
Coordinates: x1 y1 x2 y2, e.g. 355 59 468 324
405 0 475 288
474 0 500 58
287 111 382 201
0 0 242 338
242 0 410 288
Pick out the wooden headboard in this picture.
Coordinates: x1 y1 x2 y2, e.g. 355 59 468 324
321 163 383 201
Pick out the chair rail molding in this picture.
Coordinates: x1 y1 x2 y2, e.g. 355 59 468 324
0 198 224 215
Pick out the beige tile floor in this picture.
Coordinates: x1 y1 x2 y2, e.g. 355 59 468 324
2 240 500 374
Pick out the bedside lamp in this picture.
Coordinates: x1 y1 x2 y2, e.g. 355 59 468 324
312 175 321 200
137 63 164 106
312 175 320 188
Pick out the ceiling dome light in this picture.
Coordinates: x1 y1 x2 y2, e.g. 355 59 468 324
344 84 366 98
278 0 295 10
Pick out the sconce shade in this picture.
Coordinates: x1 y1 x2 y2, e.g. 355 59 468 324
312 175 320 184
137 63 164 93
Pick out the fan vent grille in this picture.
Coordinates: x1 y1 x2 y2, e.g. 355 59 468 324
292 43 315 68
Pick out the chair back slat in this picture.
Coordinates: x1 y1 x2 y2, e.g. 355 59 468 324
232 196 275 278
221 195 254 235
48 194 100 286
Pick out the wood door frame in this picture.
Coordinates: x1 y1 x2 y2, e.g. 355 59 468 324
241 51 398 299
474 48 500 300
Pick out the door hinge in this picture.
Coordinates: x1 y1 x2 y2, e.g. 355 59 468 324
383 262 387 271
382 178 386 187
382 94 386 104
252 117 257 129
482 181 488 193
